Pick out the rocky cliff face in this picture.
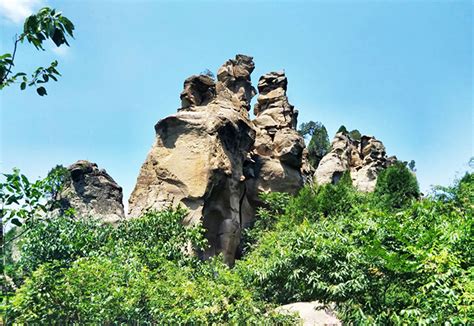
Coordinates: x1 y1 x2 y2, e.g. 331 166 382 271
128 55 306 265
57 160 125 224
315 133 397 192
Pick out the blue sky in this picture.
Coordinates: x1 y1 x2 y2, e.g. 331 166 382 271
1 0 472 205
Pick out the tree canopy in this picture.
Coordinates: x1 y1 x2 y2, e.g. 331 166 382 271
299 121 330 168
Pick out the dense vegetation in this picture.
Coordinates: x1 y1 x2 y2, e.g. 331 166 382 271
2 163 473 324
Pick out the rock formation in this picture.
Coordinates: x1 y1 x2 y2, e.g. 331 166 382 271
128 55 306 265
57 160 125 224
246 71 305 209
315 133 397 192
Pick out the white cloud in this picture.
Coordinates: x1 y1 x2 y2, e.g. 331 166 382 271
0 0 45 24
51 44 70 57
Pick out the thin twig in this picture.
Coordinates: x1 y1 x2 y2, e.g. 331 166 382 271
1 34 20 84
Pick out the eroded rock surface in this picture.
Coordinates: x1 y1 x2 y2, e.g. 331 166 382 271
315 133 397 192
57 160 125 224
246 71 305 208
129 55 258 265
128 56 306 265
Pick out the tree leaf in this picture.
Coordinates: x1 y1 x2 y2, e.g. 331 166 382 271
36 86 47 96
20 82 26 90
11 218 23 227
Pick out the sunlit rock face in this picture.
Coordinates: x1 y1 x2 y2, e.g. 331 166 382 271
245 71 306 211
128 55 307 265
57 160 125 224
315 133 397 192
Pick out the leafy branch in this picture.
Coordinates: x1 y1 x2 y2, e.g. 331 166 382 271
0 7 74 96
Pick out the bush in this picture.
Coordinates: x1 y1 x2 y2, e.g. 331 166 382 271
17 216 112 275
238 173 473 324
7 208 293 324
374 162 420 209
290 172 362 220
109 207 207 268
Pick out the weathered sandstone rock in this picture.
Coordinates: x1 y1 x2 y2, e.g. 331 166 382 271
128 57 306 265
57 160 125 224
180 75 216 109
315 132 396 191
129 55 257 265
247 71 305 207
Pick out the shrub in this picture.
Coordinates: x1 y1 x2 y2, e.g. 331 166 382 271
238 173 473 324
374 162 420 209
17 216 112 275
109 207 207 268
7 208 294 324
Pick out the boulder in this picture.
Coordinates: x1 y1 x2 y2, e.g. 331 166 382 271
276 301 341 326
57 160 125 224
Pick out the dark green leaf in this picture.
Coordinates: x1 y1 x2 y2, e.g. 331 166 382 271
36 86 47 96
11 218 23 227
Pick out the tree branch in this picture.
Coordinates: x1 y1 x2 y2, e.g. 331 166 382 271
1 34 20 84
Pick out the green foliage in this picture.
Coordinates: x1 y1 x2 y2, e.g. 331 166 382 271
1 169 48 228
6 208 292 324
238 173 473 325
0 167 69 227
337 125 348 134
109 208 208 268
299 121 330 168
348 129 361 141
408 159 416 172
375 162 420 209
298 121 318 137
0 7 74 95
242 192 291 255
17 216 111 275
4 163 471 325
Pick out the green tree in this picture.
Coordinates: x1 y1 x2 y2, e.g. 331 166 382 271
238 174 473 325
299 121 330 168
348 129 362 141
336 125 348 134
374 162 420 209
408 160 416 172
0 7 74 96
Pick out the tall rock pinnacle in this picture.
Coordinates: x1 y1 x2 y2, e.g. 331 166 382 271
128 55 307 265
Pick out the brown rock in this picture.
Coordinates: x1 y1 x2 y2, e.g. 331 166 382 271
129 58 308 265
315 132 396 191
246 71 305 207
180 75 216 109
57 160 125 224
